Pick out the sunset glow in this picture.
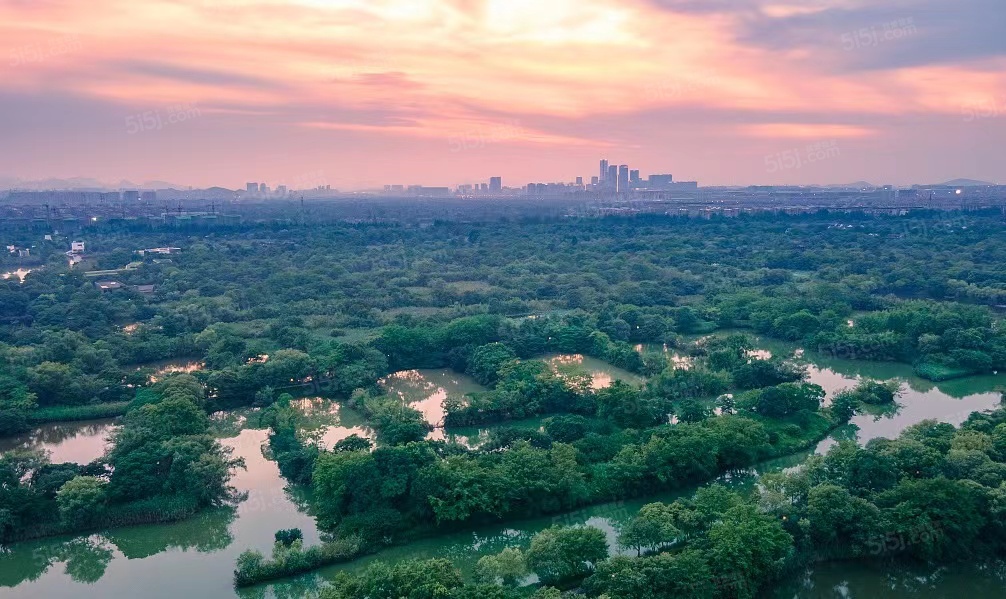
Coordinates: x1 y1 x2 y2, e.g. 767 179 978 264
1 0 1003 187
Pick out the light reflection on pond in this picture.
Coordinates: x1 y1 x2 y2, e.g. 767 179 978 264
0 419 117 464
3 338 1005 598
379 369 487 438
541 354 645 389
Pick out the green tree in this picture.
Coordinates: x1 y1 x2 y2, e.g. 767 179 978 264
474 547 527 586
467 343 517 386
526 525 608 584
56 476 108 525
619 502 682 555
0 377 37 436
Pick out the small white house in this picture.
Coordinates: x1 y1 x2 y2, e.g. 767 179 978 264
71 241 85 254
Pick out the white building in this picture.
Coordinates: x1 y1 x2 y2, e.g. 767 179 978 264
71 241 85 254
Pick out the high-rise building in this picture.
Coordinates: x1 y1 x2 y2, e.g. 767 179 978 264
489 177 502 192
630 170 640 184
246 183 258 193
599 159 609 182
277 185 288 195
618 165 629 192
141 191 157 202
575 176 583 186
259 183 269 193
607 165 618 188
591 176 599 186
123 190 140 202
480 183 488 192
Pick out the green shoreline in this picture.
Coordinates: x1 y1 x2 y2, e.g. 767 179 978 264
234 413 844 588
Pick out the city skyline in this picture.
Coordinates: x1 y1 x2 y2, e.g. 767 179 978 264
2 1 1004 188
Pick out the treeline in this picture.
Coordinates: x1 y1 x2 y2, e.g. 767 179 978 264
4 212 1006 432
717 288 1006 379
290 386 842 547
374 313 647 374
262 402 1006 598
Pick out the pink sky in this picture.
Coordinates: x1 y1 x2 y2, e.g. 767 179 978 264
1 0 1004 189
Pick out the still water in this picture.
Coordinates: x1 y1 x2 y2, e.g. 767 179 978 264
0 419 116 464
378 369 487 439
541 353 646 389
1 347 1004 598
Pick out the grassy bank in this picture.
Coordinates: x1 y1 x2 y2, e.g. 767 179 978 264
0 496 201 545
913 362 978 382
235 536 365 587
27 402 131 424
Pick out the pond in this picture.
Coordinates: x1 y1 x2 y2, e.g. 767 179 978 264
635 343 695 369
744 335 1005 452
2 343 1004 598
540 354 645 389
0 419 117 465
0 400 364 599
378 369 487 438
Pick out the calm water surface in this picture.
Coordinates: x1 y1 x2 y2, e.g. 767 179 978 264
2 348 1004 598
378 369 487 439
0 419 117 464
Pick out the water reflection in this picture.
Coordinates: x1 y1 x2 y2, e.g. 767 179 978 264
2 342 1005 598
635 344 694 369
0 419 116 464
769 560 1006 598
379 369 487 438
0 536 114 587
542 354 645 389
0 426 321 599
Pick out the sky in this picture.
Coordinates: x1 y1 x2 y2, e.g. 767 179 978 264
1 0 1004 189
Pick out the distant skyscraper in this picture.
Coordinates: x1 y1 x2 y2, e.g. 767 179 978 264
141 191 157 202
607 165 618 188
480 183 488 192
259 183 269 193
599 159 609 182
630 170 640 184
591 176 599 186
648 174 674 188
575 176 583 186
246 183 257 193
489 177 502 192
618 165 629 192
277 185 288 195
123 190 140 202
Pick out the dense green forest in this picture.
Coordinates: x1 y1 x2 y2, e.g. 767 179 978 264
290 405 1006 599
3 210 1006 428
2 209 1006 594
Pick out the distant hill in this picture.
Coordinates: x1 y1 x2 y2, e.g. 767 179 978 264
825 181 877 189
143 180 189 190
1 176 189 190
939 178 996 187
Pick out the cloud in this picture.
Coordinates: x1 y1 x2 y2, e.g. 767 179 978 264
649 0 1006 72
110 60 287 89
0 0 1003 187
